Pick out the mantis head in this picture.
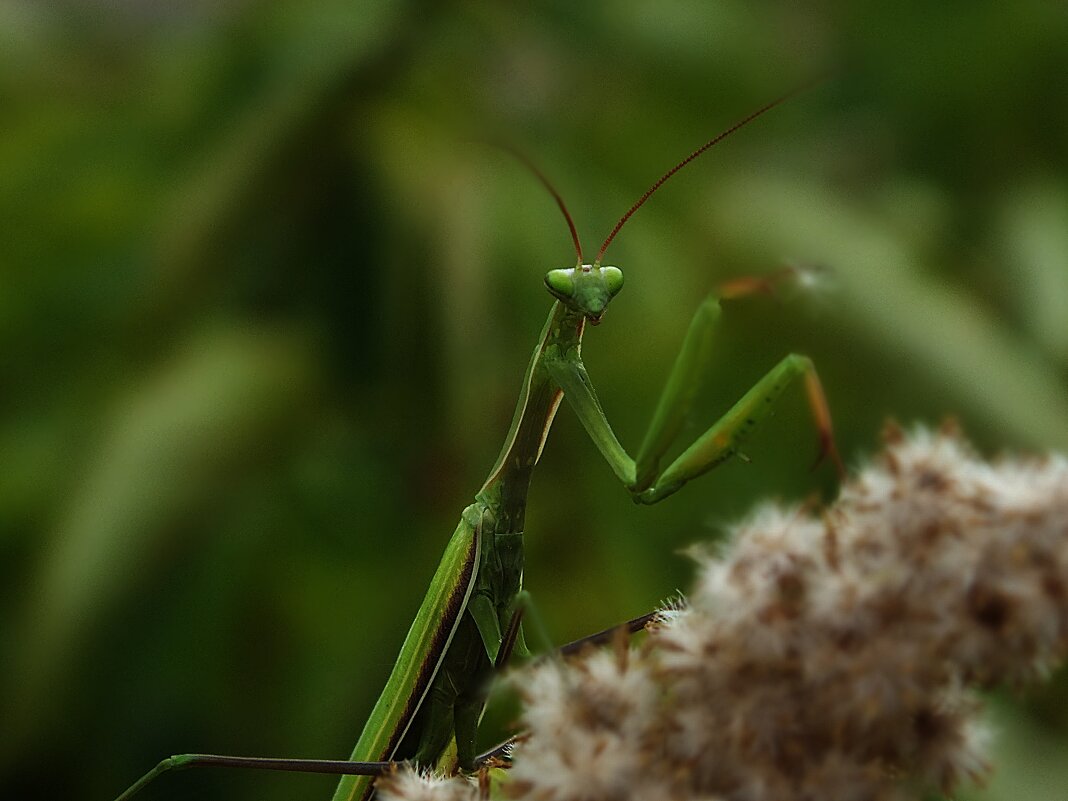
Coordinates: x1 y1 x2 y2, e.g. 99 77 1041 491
516 84 803 326
544 264 624 324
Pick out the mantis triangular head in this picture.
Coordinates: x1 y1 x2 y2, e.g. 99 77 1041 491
521 83 811 324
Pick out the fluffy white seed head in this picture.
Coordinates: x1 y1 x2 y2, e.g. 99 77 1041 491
505 427 1067 801
385 427 1067 801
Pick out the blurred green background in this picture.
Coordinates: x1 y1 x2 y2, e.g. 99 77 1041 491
2 1 1067 799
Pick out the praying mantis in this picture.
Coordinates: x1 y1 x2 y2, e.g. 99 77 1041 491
113 89 841 801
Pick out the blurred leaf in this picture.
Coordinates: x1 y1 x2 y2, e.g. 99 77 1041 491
965 695 1068 801
3 324 320 762
704 171 1068 450
997 182 1068 364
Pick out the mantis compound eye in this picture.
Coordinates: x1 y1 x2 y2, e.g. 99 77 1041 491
602 265 624 296
544 268 576 298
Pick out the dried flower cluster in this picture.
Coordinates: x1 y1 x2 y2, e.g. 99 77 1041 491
378 426 1068 801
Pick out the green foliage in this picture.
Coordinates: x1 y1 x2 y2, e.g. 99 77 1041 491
1 2 1065 799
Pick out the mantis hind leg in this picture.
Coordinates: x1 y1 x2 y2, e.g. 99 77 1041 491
113 754 390 801
111 608 666 800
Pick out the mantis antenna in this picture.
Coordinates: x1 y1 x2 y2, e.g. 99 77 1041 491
596 84 812 265
501 145 584 265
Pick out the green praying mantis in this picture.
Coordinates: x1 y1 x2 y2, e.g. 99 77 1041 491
113 89 842 801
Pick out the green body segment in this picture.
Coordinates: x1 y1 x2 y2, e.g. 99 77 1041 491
333 275 833 798
331 507 482 801
333 300 588 801
105 95 845 801
109 266 837 801
332 271 835 799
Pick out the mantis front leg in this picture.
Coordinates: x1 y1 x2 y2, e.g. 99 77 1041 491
545 279 842 505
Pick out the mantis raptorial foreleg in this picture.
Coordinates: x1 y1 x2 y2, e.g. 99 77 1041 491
545 278 842 506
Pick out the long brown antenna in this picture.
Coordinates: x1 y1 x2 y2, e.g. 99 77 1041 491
596 85 809 264
500 145 583 265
